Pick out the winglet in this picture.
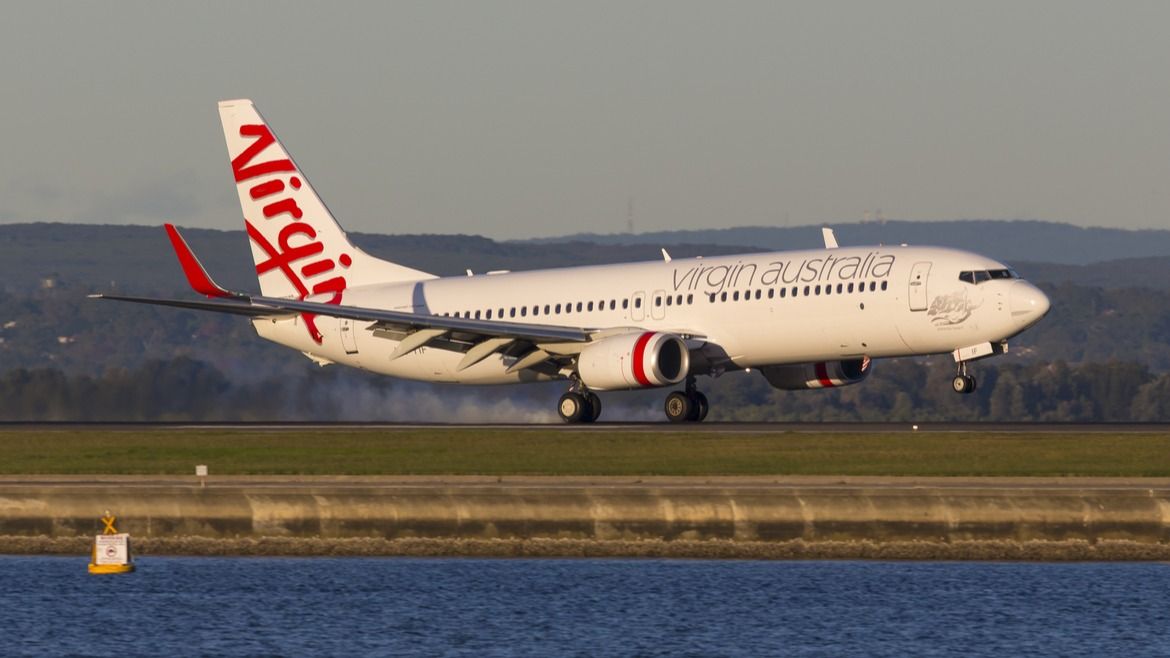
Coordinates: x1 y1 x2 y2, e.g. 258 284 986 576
165 224 237 299
822 227 839 249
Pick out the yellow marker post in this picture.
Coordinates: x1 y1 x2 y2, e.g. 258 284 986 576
88 511 135 574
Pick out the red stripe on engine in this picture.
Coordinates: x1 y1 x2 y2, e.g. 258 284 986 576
631 332 655 387
814 362 835 388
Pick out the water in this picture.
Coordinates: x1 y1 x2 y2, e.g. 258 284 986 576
2 557 1168 657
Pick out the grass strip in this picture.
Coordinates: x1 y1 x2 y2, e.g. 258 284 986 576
1 428 1169 477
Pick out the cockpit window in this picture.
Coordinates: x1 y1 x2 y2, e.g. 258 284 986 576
960 269 1020 284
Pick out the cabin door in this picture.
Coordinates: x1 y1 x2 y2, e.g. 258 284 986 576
908 262 931 311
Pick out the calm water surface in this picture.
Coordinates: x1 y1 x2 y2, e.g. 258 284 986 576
2 556 1168 657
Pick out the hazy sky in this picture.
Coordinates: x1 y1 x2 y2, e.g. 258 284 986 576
1 1 1167 238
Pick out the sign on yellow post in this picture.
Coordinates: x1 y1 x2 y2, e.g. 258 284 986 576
88 512 135 575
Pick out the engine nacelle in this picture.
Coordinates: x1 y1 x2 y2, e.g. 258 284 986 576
760 357 872 390
577 332 690 391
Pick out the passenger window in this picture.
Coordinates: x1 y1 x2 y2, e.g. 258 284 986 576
666 296 673 306
803 286 810 296
486 310 492 319
520 307 527 317
686 294 693 304
836 284 843 294
721 292 728 302
824 285 831 296
633 299 641 309
768 289 774 299
755 290 762 300
509 308 516 318
733 291 739 301
610 300 617 310
815 285 821 295
881 281 888 291
576 302 583 312
532 306 539 316
588 301 594 311
622 299 629 310
555 303 561 314
847 283 854 293
780 288 786 298
709 293 716 303
869 282 876 291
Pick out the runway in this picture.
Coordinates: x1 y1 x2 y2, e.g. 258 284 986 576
4 421 1170 433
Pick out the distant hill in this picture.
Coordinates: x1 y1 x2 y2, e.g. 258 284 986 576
526 220 1170 266
2 221 1169 296
0 223 750 296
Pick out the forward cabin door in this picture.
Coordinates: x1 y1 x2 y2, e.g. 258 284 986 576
908 262 931 311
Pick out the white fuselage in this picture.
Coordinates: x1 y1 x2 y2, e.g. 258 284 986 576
250 244 1048 387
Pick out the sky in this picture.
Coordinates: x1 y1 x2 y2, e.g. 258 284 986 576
1 1 1167 239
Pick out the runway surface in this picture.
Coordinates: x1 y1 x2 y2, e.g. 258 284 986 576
4 421 1170 433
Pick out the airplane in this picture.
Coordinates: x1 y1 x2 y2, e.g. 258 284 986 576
93 99 1052 423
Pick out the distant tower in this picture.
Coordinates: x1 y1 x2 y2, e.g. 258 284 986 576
876 208 885 224
863 210 872 223
626 197 635 234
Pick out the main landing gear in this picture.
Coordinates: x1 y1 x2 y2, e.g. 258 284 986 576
952 361 977 395
664 376 709 423
558 380 602 423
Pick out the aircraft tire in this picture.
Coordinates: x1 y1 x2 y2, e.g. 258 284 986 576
558 392 587 423
665 391 692 423
583 392 602 423
952 375 977 395
692 392 709 422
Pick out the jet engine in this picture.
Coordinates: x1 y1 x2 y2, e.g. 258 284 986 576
577 332 689 391
759 357 872 390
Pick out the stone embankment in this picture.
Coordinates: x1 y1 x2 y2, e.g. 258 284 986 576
3 476 1169 560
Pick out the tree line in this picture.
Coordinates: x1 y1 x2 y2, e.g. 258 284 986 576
2 356 1169 422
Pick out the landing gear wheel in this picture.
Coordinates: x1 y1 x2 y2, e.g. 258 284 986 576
583 392 602 423
951 375 976 395
558 392 587 423
691 392 709 422
665 391 692 423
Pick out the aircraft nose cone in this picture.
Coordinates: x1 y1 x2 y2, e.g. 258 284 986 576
1010 282 1050 326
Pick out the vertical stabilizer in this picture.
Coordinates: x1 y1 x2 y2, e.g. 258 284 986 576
218 99 434 303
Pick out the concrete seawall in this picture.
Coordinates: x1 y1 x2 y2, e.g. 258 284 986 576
3 476 1170 560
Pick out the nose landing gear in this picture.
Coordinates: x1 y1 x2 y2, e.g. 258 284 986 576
664 376 709 423
952 361 977 395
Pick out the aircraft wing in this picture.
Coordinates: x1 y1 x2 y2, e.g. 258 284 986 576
90 290 590 343
91 223 593 344
92 224 709 374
